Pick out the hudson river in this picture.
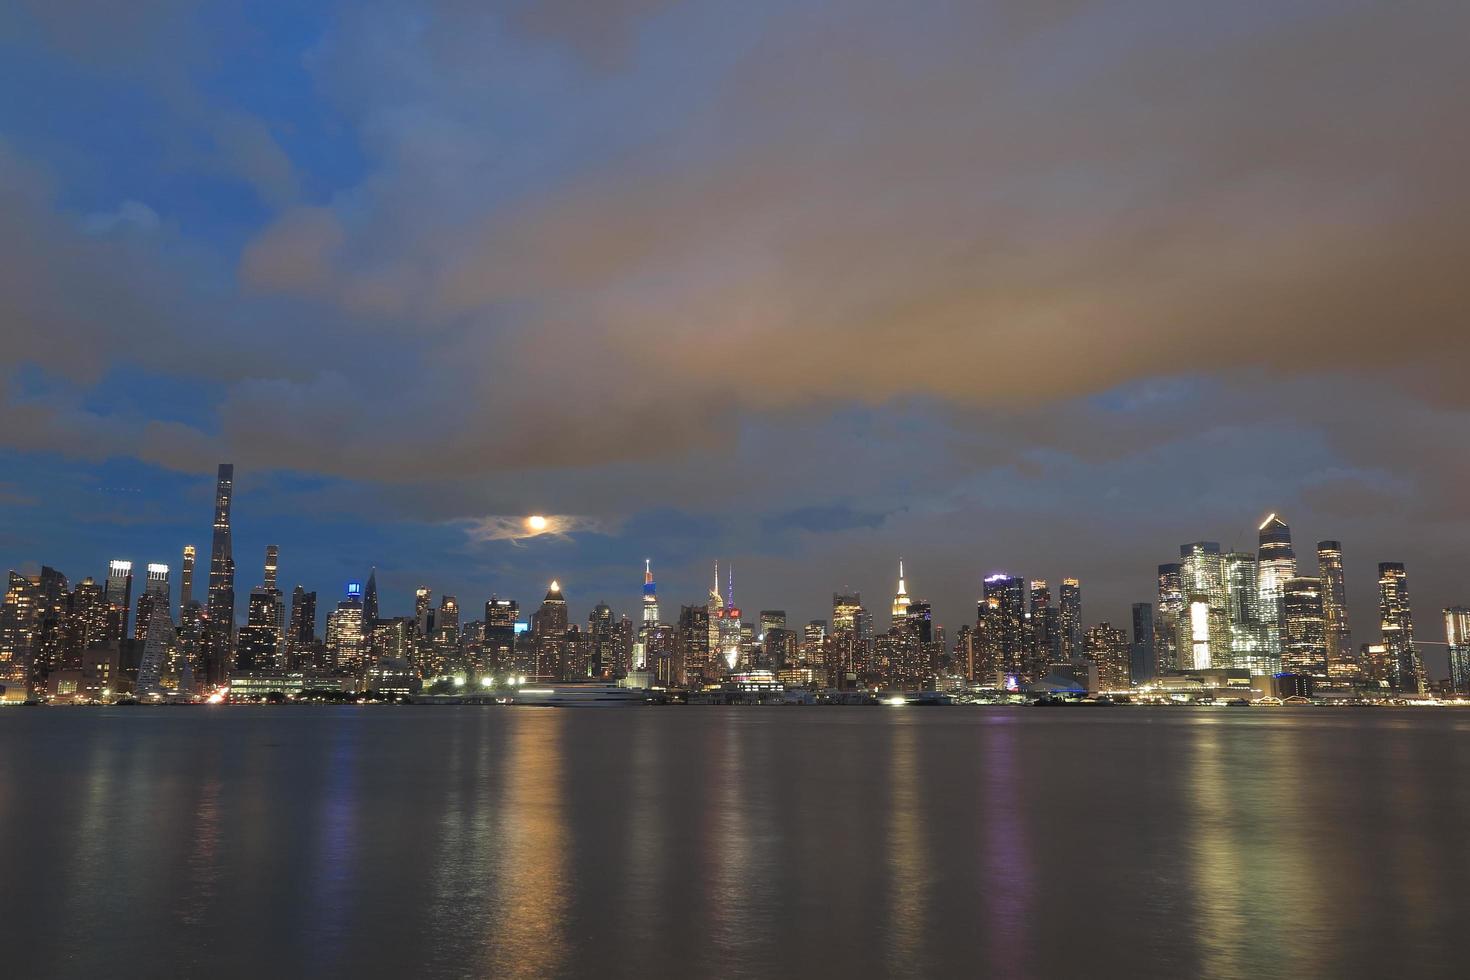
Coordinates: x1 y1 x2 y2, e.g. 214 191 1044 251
3 706 1468 979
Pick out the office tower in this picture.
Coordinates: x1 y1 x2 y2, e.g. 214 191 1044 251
179 545 195 620
485 596 519 675
65 576 106 668
891 558 911 629
832 593 861 634
1130 603 1156 685
1223 551 1270 674
709 567 741 671
1445 607 1470 694
1155 563 1183 674
1058 578 1082 659
977 574 1027 682
135 603 176 699
325 583 366 675
707 562 724 656
532 581 569 679
263 545 279 592
438 595 460 642
1256 514 1297 660
414 587 432 636
104 559 134 642
1179 543 1228 670
760 609 787 634
1317 541 1354 678
1281 577 1327 677
0 572 39 684
239 586 285 671
641 560 659 625
676 604 711 682
905 599 933 645
204 463 236 685
1085 623 1131 690
1029 579 1060 669
27 566 69 679
287 586 317 663
363 567 379 627
1378 563 1423 693
132 563 170 643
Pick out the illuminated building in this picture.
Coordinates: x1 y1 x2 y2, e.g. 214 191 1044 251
1317 541 1355 679
1281 577 1327 677
133 563 170 642
632 561 660 670
713 567 742 671
1130 603 1155 684
1029 580 1060 672
204 463 236 686
1155 563 1184 674
415 588 432 636
531 581 569 679
1179 542 1228 670
135 603 175 698
707 562 724 657
0 572 39 685
976 574 1027 683
104 559 134 643
64 576 106 668
1084 622 1131 690
1360 643 1391 685
486 595 519 674
1377 563 1423 693
1224 551 1271 674
438 595 460 642
1058 578 1082 660
325 583 365 675
891 558 911 629
1444 607 1470 694
179 545 195 620
287 587 317 662
1256 513 1297 661
676 604 710 683
905 600 933 645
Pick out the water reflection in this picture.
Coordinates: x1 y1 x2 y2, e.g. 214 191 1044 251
884 718 925 974
483 710 569 978
979 713 1033 980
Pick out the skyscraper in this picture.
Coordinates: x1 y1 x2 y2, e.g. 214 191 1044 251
891 558 910 629
1130 602 1156 685
977 574 1027 682
204 463 236 685
1281 576 1327 677
104 559 134 643
1058 578 1082 660
1155 563 1183 675
642 560 659 624
1028 579 1060 670
134 563 170 642
135 602 176 699
325 582 365 675
532 581 569 679
1378 563 1423 693
1223 551 1269 674
287 586 317 663
363 567 379 627
1257 513 1297 661
717 567 742 671
1317 541 1354 678
1179 542 1228 670
1445 607 1470 695
486 596 519 675
179 545 195 620
1085 622 1131 691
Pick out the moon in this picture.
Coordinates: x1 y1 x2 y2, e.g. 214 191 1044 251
527 514 549 532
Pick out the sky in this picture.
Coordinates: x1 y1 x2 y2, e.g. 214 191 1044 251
2 1 1468 671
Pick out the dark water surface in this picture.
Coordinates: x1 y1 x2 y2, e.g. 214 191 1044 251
3 706 1469 979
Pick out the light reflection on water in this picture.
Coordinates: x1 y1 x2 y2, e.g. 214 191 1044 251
1 706 1468 979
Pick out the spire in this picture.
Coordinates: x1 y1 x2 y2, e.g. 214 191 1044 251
644 558 653 585
897 557 907 596
713 559 720 595
726 564 734 609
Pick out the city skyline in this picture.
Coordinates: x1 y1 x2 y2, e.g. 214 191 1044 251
2 3 1469 681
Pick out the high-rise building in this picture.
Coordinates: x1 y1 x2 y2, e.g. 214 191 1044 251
891 558 911 629
1445 607 1470 695
706 562 723 658
325 583 366 675
263 545 279 592
1281 576 1327 677
179 545 195 620
905 599 933 645
287 586 317 662
1155 563 1184 675
1085 622 1131 691
135 603 176 699
1378 563 1423 693
134 563 171 642
1179 543 1228 670
64 576 106 669
438 595 460 643
1058 578 1082 660
531 581 569 679
415 588 432 636
363 567 379 627
977 574 1027 682
204 463 236 686
104 559 134 643
1257 514 1297 661
716 567 743 671
1223 551 1270 674
1130 603 1156 685
1028 579 1060 671
641 560 659 625
0 572 40 685
485 596 519 675
1317 541 1354 679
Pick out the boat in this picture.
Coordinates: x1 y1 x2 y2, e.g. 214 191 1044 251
510 682 651 706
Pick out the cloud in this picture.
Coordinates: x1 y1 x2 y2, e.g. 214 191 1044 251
461 514 610 544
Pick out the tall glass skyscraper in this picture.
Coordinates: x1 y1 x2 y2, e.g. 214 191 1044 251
1282 576 1327 677
1224 551 1270 674
1256 514 1297 661
1445 606 1470 695
1058 578 1082 660
1317 541 1354 678
1155 563 1183 674
1378 563 1423 693
1179 543 1228 670
204 463 235 685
